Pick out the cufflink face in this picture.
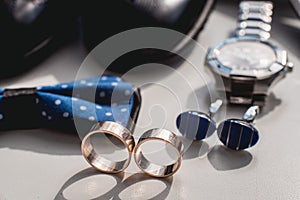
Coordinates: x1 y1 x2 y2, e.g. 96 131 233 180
176 111 216 140
217 119 259 150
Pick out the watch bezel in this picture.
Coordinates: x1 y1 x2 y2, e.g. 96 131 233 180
206 37 287 80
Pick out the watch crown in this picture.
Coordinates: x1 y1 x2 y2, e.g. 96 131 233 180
287 62 294 72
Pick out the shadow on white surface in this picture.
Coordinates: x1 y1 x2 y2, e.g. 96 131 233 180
54 168 173 200
207 145 253 171
224 92 282 119
182 140 210 160
185 83 215 112
260 93 282 118
0 129 81 155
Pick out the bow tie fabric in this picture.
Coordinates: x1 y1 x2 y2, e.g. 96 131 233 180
0 75 136 132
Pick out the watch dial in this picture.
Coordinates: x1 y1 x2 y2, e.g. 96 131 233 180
216 41 276 70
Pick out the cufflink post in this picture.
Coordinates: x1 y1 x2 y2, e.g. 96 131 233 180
208 99 223 118
243 105 260 123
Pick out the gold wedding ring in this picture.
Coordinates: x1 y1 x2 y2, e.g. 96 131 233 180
133 129 184 178
81 121 135 173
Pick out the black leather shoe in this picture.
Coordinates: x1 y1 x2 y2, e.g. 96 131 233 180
0 0 215 77
82 0 215 73
0 0 78 78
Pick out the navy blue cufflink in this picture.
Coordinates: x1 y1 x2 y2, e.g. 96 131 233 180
177 101 260 151
217 106 260 150
176 100 222 140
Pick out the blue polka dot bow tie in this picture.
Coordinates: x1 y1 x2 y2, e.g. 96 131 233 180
0 75 139 132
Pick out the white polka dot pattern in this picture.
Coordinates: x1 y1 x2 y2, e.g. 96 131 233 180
88 116 95 121
63 112 69 118
124 90 131 96
99 91 105 97
96 105 102 109
55 99 61 105
80 106 87 111
105 112 112 116
121 108 127 112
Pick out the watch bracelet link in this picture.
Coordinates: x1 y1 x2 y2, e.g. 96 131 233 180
211 72 267 106
236 1 273 40
228 77 266 106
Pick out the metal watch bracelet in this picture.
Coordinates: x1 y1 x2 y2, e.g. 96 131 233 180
236 1 273 40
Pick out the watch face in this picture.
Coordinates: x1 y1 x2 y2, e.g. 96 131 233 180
216 41 276 70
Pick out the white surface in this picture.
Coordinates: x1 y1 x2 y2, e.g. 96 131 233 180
0 1 299 199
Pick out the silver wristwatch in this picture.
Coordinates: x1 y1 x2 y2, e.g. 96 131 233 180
206 1 293 105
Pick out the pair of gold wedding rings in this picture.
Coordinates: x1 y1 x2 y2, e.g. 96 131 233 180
81 121 184 178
